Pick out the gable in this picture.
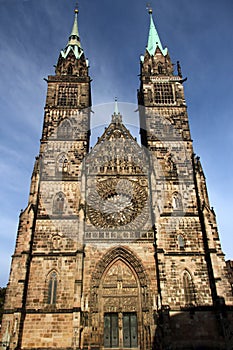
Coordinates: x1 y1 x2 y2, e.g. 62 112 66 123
86 118 148 176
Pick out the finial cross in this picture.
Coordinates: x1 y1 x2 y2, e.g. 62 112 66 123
146 3 153 14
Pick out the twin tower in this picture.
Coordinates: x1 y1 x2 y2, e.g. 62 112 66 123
1 7 233 350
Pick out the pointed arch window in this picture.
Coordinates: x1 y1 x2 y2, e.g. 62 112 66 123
158 64 163 74
172 192 182 210
56 153 69 174
47 271 57 305
53 192 65 215
57 119 73 139
183 271 196 305
163 118 174 137
178 235 185 249
67 64 73 75
166 156 178 180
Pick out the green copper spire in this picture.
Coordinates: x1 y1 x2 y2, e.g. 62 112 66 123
60 8 84 60
146 9 167 57
70 8 80 38
114 97 119 114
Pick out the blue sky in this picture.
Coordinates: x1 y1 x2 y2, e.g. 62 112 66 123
0 0 233 287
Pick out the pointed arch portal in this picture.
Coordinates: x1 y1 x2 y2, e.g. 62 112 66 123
89 247 151 349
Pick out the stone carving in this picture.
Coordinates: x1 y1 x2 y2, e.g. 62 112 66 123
87 177 148 229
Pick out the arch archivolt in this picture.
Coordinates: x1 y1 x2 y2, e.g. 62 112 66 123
90 246 149 291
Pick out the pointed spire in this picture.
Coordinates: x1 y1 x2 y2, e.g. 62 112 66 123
146 8 167 57
114 97 119 115
67 8 81 46
70 8 80 37
60 8 84 60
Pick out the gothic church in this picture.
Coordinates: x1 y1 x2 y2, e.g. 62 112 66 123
1 7 233 350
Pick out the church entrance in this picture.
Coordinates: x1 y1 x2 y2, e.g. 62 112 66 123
99 259 141 349
104 312 138 348
89 248 152 350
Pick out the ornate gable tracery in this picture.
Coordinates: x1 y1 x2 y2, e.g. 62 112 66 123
90 247 149 293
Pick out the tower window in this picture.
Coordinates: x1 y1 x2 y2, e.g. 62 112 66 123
158 65 163 74
178 235 185 249
53 192 65 214
58 92 67 106
154 83 174 104
57 119 73 139
47 271 57 305
167 156 177 177
57 153 69 174
172 192 182 210
57 86 78 107
183 271 196 305
147 89 153 103
67 64 73 75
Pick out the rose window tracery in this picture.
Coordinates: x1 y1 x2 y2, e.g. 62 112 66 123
87 177 148 228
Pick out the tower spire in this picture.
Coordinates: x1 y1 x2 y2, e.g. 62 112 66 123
60 7 84 60
69 8 80 40
146 8 167 57
55 6 89 77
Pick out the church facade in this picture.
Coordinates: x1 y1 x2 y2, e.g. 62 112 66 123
1 8 233 350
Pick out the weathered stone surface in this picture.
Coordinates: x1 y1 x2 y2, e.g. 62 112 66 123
1 10 233 350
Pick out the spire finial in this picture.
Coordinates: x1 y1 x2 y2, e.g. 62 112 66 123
69 5 80 39
75 0 79 13
114 97 119 115
146 3 153 14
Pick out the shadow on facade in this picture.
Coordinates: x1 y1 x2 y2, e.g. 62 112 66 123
152 304 233 350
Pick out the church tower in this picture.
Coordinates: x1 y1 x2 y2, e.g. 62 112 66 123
138 8 233 348
0 8 92 350
1 7 233 350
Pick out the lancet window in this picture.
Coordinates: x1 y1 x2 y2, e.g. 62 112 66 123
47 271 57 305
53 192 65 214
178 235 185 249
67 64 73 75
56 153 69 174
172 192 183 210
183 270 196 305
57 119 73 139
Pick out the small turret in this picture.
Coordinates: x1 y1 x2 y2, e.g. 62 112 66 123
112 98 122 124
